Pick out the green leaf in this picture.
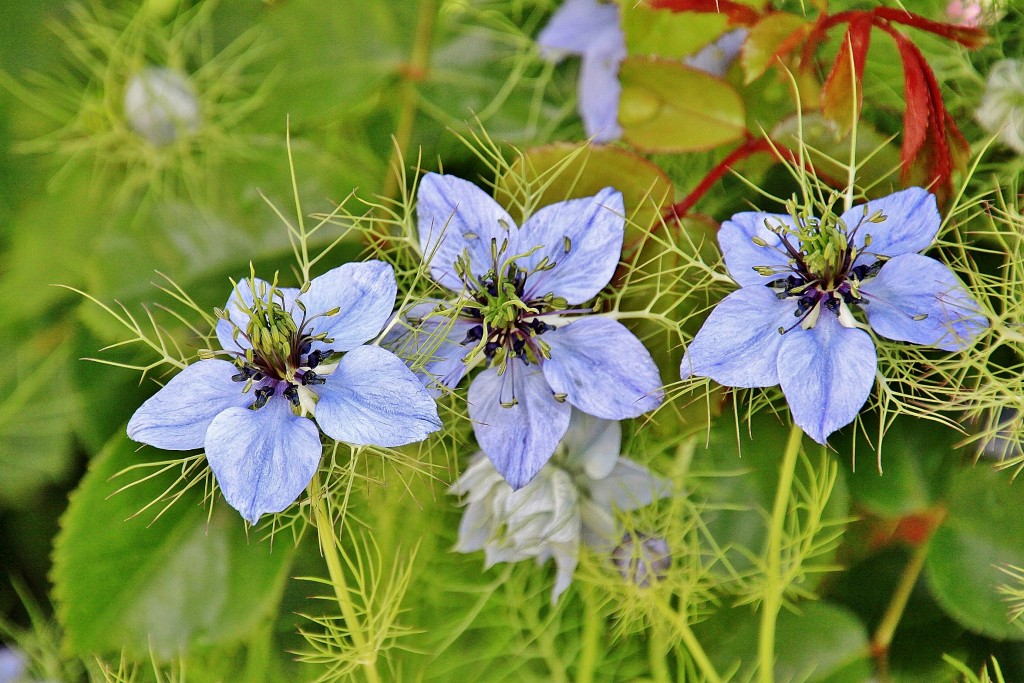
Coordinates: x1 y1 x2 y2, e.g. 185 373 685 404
0 333 77 506
621 6 730 60
741 12 810 84
694 601 872 682
839 416 959 518
925 465 1024 640
53 430 295 658
618 57 746 153
771 112 902 193
494 142 673 240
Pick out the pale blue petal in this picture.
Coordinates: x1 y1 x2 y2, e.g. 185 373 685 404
681 287 795 387
777 313 876 445
382 302 476 395
517 188 624 304
860 253 987 351
314 345 441 447
842 187 940 262
561 409 621 480
298 261 397 352
417 173 518 291
0 647 26 683
468 359 572 490
536 0 622 60
215 278 300 353
579 50 624 142
588 459 671 511
204 398 322 524
718 212 798 286
541 317 663 419
127 360 251 450
684 28 748 77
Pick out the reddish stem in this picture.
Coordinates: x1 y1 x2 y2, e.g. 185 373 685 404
662 136 776 223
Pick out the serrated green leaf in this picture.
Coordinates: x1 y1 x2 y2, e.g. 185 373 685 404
618 57 745 153
621 5 729 60
53 430 295 658
926 465 1024 640
694 601 872 682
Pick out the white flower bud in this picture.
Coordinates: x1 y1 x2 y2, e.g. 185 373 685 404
123 67 201 146
976 59 1024 154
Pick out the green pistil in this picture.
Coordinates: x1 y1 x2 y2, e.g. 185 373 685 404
482 279 536 330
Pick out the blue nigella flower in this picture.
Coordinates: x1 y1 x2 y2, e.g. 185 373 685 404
681 188 987 444
405 173 663 489
128 261 442 523
537 0 747 142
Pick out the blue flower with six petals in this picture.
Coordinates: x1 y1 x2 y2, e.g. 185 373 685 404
405 173 663 489
681 188 987 444
128 261 442 523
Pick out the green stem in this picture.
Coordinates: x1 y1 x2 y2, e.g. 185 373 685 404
647 624 670 683
654 601 723 683
871 539 932 683
577 590 602 683
380 0 438 205
310 471 381 683
758 422 804 683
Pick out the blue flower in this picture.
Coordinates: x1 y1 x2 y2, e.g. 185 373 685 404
537 0 626 142
406 173 663 489
537 0 747 142
681 188 988 444
128 261 442 523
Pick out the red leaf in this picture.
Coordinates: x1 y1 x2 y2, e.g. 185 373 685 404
873 7 989 48
646 0 761 25
821 12 872 132
891 32 932 179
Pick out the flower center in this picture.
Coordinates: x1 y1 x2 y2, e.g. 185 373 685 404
453 238 567 374
753 200 892 332
220 280 337 411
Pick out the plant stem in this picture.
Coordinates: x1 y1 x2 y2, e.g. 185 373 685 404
655 600 723 683
576 590 601 683
380 0 438 205
310 470 381 683
758 422 804 683
871 536 934 682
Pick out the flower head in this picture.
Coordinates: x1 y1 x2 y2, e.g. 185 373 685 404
128 261 442 523
946 0 1006 27
612 532 672 588
681 188 987 444
404 173 663 489
536 1 745 142
976 59 1024 154
449 410 670 601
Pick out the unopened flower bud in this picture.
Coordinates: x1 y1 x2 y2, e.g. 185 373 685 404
611 532 671 588
123 67 201 146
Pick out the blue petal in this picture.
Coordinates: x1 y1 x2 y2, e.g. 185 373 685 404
204 398 322 524
468 359 571 490
517 188 625 304
298 261 397 352
718 212 798 286
540 317 662 419
215 277 300 353
314 345 441 447
382 302 475 396
681 286 795 387
417 173 518 291
842 187 940 262
127 360 252 450
860 253 987 351
536 0 622 59
684 28 748 78
579 50 624 142
777 313 876 445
